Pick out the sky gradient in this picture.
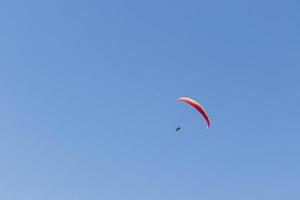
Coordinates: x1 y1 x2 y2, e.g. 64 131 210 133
1 1 300 199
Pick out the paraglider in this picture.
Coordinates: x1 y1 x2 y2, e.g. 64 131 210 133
178 97 210 128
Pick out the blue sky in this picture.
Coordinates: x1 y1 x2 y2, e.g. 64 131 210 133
1 0 300 199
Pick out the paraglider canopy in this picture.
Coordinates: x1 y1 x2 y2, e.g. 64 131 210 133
178 97 210 128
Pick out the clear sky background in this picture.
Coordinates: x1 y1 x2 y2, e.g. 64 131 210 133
1 1 300 199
